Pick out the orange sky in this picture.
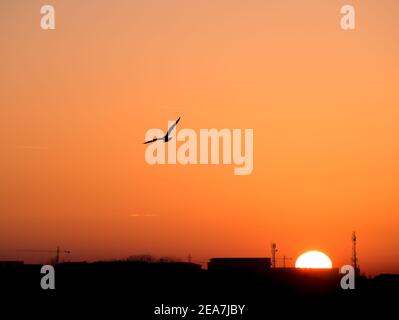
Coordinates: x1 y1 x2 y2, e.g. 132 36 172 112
0 0 398 275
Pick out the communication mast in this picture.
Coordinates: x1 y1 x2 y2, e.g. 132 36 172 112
271 242 277 268
351 232 359 275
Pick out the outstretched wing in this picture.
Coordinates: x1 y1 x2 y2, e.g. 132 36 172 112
166 117 181 136
143 137 159 144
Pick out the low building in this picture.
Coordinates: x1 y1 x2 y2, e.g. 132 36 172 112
0 261 24 267
208 257 271 272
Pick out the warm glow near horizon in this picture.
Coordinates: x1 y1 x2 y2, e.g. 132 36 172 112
0 1 399 276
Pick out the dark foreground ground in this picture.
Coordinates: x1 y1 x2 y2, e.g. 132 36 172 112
1 261 398 318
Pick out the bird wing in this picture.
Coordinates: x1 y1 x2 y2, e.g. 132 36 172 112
166 117 181 136
143 137 159 144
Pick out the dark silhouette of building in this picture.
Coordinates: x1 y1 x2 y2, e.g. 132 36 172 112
208 257 271 272
0 260 24 267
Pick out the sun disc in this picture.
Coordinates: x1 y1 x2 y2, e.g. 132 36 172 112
295 250 332 269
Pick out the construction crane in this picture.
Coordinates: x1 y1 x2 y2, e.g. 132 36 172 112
17 246 71 264
276 256 293 268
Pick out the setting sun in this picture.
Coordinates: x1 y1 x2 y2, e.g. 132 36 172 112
295 251 333 269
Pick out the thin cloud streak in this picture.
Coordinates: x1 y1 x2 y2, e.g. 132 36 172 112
16 146 49 150
130 214 160 217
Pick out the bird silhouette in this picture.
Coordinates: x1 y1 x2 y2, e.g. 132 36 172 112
143 117 181 144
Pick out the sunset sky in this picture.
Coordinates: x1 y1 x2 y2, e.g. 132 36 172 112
1 0 398 275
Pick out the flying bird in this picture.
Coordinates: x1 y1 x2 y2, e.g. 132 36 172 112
143 117 181 144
